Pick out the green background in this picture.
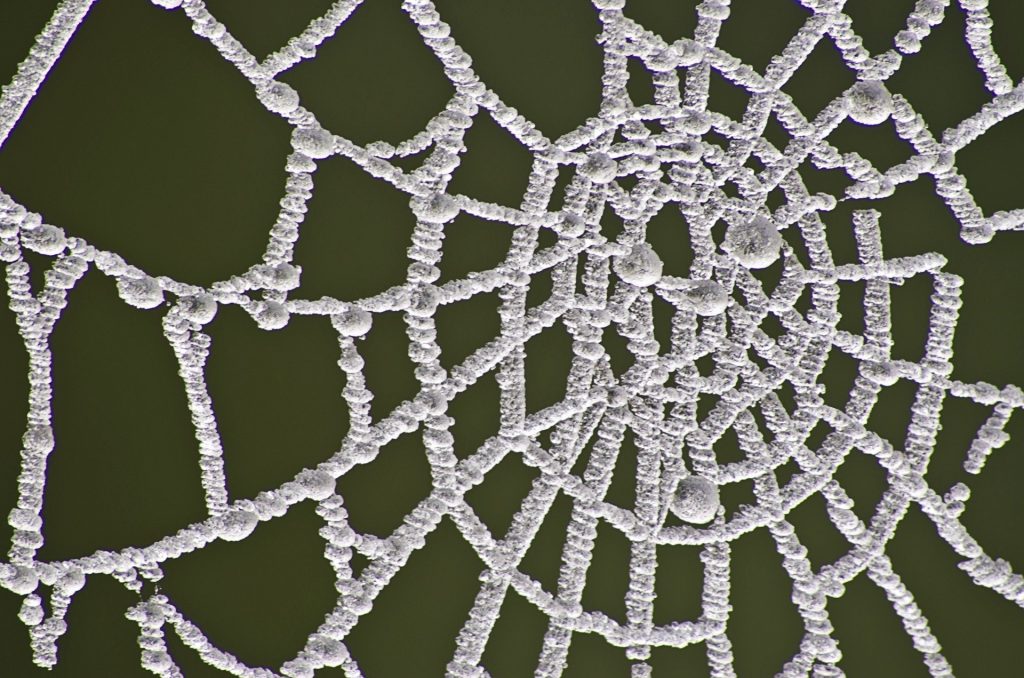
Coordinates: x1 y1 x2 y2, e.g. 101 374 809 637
1 0 1023 676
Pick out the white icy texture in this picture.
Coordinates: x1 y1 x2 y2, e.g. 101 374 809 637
670 476 720 525
613 243 663 287
846 80 894 126
722 215 783 269
0 1 1023 677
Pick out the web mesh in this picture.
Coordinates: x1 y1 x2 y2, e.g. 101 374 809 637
1 0 1023 676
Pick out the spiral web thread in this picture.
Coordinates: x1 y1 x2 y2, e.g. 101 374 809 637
1 0 1023 676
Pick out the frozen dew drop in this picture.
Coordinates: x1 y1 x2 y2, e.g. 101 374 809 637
846 80 894 125
18 595 44 626
332 307 372 337
408 284 441 317
670 476 720 525
420 389 448 415
593 0 625 8
411 192 459 224
607 386 629 408
579 152 618 184
216 509 259 542
297 469 335 501
557 212 586 238
722 215 783 269
675 38 705 67
141 651 173 672
23 424 54 453
8 508 41 532
675 140 703 163
259 81 300 115
255 262 301 291
681 110 712 135
861 360 900 386
291 126 335 159
150 0 183 8
613 243 663 287
282 659 315 678
117 275 164 309
0 242 18 263
176 293 218 325
683 280 729 316
22 224 66 255
55 567 86 596
648 48 678 73
3 565 39 595
255 300 289 330
308 635 348 666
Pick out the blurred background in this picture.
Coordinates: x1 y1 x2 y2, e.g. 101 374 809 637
0 0 1022 675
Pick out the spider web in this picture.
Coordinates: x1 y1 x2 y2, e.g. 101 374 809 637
1 0 1023 676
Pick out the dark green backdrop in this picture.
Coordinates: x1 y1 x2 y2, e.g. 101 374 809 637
1 1 1022 676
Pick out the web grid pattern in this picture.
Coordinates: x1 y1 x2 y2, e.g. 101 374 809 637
1 0 1023 676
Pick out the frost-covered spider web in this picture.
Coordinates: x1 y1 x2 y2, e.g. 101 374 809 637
1 0 1024 676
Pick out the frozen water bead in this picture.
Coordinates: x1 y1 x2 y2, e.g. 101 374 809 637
19 596 43 626
117 275 164 309
259 81 300 115
255 300 289 330
140 651 172 672
176 293 217 325
8 508 41 531
308 635 348 666
579 152 618 184
297 469 335 501
254 262 301 291
21 224 66 255
55 568 86 595
613 243 663 287
23 424 54 453
670 476 720 525
412 193 459 223
861 360 900 386
558 212 586 238
2 564 39 595
217 509 259 541
332 307 373 337
846 80 894 126
722 215 783 269
291 126 335 159
682 280 728 316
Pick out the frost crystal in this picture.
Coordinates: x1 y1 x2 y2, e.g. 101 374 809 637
411 192 459 223
722 215 783 269
670 476 721 525
1 565 39 595
578 152 618 184
291 126 335 159
613 243 663 287
846 80 894 126
21 224 65 255
679 279 729 316
1 1 1022 677
259 81 300 115
216 509 259 542
116 275 164 309
176 292 218 325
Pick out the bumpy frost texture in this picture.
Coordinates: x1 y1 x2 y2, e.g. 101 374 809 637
1 0 1023 676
